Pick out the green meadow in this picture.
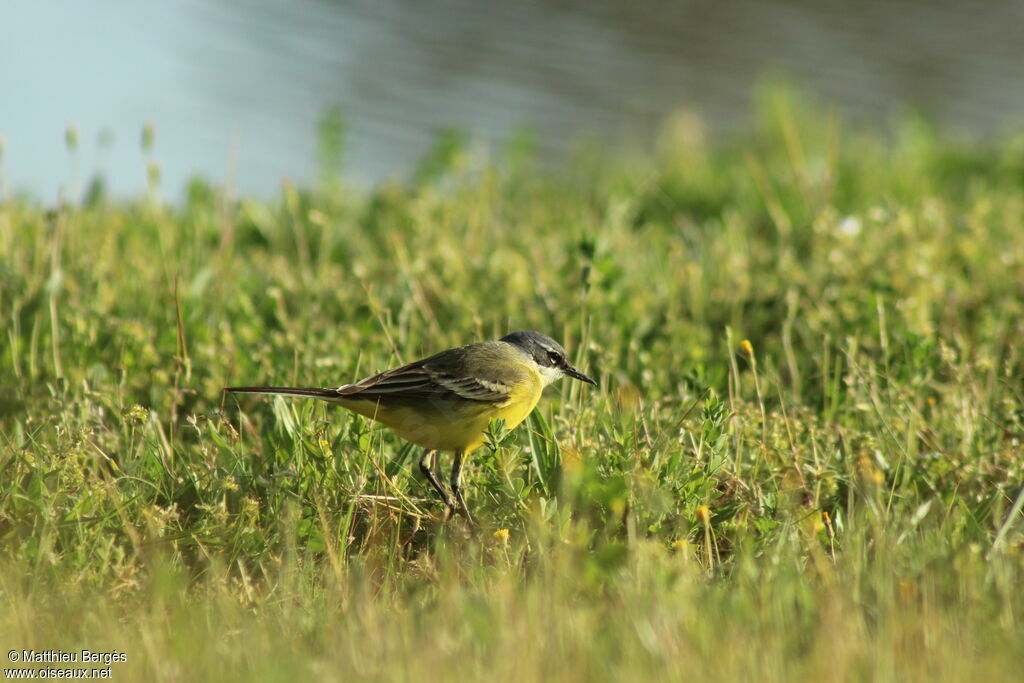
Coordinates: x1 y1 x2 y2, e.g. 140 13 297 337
2 91 1024 680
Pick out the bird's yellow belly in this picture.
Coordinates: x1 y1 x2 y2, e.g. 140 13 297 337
335 382 542 453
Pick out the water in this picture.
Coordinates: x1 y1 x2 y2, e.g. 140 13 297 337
3 0 1024 201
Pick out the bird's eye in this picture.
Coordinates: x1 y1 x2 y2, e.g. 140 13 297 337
547 350 561 365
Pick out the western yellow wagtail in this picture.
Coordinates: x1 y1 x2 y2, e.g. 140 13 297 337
226 330 595 523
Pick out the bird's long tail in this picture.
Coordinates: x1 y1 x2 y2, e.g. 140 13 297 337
224 386 341 400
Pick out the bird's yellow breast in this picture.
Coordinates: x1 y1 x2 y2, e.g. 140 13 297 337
334 368 544 453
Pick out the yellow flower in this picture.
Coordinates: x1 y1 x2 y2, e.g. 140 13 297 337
493 528 510 544
740 339 754 356
695 504 712 524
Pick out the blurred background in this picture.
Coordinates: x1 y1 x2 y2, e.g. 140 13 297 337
3 0 1024 201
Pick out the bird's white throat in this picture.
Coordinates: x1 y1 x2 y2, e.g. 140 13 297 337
535 362 564 387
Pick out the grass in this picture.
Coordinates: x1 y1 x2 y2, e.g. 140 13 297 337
2 88 1024 680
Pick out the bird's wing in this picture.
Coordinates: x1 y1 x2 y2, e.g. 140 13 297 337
336 345 517 404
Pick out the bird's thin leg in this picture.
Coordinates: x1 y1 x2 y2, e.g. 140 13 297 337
419 449 454 517
450 449 474 525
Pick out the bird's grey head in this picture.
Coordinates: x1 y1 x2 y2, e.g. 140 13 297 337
500 330 597 387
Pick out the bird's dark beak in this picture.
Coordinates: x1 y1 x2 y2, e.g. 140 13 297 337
565 365 597 385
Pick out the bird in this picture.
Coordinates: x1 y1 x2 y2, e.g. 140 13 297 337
225 330 596 523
